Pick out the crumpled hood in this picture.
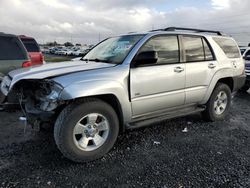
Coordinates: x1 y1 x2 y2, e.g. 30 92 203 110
8 60 116 88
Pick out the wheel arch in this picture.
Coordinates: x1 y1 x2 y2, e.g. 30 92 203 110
72 94 126 133
200 68 234 104
217 77 234 91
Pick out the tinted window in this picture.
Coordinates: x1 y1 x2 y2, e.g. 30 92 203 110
202 38 214 61
240 49 246 55
21 38 40 52
183 36 204 62
213 37 240 58
0 36 26 60
139 35 179 64
245 50 250 56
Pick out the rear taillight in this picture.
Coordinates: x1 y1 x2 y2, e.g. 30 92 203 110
40 53 44 64
22 61 32 68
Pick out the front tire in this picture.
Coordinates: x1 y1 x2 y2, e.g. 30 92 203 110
54 98 119 162
202 83 231 122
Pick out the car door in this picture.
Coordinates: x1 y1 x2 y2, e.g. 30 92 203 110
182 35 218 104
130 35 185 117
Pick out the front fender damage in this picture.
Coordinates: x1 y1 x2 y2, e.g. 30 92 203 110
9 79 67 128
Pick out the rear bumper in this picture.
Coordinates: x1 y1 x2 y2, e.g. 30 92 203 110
233 74 246 91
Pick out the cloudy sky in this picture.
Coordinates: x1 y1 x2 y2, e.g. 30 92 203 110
0 0 249 45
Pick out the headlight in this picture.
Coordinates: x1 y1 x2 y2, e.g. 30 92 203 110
45 83 63 101
39 82 63 111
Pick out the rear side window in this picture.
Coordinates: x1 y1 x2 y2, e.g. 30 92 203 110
139 35 179 64
183 36 204 62
202 38 214 61
21 38 40 52
213 37 240 58
0 36 26 60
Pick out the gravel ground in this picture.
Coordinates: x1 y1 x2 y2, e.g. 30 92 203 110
0 92 250 188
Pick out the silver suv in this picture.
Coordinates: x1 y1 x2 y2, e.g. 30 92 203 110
0 27 246 162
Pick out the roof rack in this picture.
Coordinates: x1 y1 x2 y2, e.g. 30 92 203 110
151 27 225 36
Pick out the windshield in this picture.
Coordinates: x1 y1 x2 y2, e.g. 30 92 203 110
83 34 145 64
240 49 246 55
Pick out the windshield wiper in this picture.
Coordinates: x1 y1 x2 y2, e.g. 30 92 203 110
81 58 113 64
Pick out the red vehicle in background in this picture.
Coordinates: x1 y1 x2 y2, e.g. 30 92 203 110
18 35 44 66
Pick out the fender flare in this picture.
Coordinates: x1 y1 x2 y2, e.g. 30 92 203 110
200 68 234 104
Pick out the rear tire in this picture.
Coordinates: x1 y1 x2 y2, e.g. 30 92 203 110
202 83 231 122
54 98 119 162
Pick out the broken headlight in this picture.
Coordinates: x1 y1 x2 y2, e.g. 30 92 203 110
37 81 63 111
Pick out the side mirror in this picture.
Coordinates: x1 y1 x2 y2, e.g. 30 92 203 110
244 55 250 61
134 51 158 66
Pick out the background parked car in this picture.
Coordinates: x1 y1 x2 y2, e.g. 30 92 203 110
0 32 31 103
240 47 250 91
0 32 30 83
72 48 90 56
19 35 44 66
41 47 50 54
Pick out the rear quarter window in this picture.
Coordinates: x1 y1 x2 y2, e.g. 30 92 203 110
0 36 26 60
21 38 40 52
213 37 240 58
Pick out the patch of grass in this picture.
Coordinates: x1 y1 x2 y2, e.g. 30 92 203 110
45 56 72 62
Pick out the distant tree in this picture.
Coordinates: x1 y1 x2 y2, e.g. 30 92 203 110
75 43 82 46
64 42 74 47
46 41 58 46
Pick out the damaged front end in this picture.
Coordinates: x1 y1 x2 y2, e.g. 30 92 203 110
11 79 66 129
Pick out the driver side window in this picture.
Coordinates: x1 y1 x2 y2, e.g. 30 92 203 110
139 35 180 65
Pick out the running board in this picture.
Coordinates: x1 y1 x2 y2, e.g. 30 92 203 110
126 106 205 129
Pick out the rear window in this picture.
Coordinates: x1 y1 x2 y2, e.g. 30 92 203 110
21 38 40 52
0 36 26 60
213 37 240 58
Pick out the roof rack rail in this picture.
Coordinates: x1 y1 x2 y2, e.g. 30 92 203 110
151 27 225 36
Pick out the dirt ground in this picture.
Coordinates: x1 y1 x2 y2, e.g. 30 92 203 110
0 92 250 188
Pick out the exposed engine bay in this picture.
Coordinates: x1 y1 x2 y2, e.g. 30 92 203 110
10 79 66 127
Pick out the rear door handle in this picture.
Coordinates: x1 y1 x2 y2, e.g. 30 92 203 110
174 67 184 73
208 63 216 69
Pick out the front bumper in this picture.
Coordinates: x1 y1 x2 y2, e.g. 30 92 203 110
233 74 246 92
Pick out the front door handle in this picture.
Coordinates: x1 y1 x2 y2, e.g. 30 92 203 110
174 67 184 73
208 63 216 69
